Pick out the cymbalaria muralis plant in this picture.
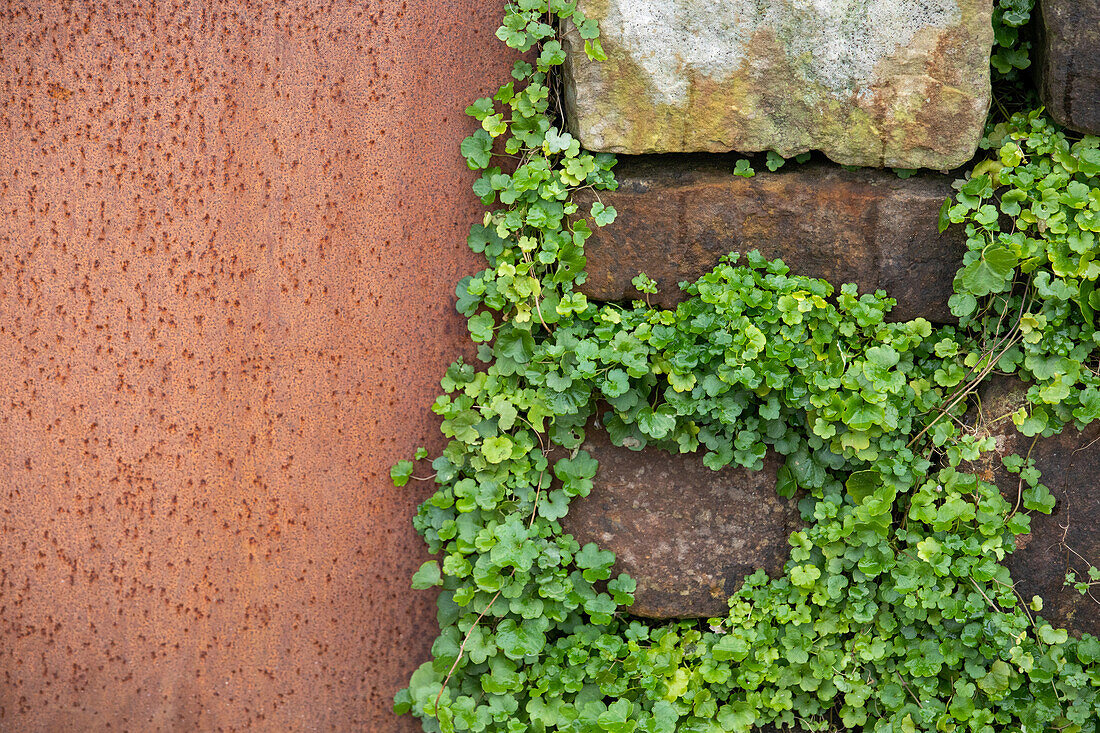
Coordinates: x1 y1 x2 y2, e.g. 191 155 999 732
393 2 1100 730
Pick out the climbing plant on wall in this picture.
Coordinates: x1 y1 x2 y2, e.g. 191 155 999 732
393 2 1100 731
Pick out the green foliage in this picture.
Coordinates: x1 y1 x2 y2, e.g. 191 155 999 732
990 0 1036 81
394 4 1100 732
944 112 1100 432
1066 566 1100 598
392 460 415 487
989 0 1040 125
630 272 658 301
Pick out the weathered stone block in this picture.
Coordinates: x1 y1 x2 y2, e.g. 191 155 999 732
562 0 993 168
1036 0 1100 135
576 157 967 323
969 377 1100 637
560 420 802 618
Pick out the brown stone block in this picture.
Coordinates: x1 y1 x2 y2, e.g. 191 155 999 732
560 420 802 618
576 157 967 323
1036 0 1100 135
969 377 1100 637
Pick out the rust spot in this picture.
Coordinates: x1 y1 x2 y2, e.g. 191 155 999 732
0 0 516 729
47 83 72 101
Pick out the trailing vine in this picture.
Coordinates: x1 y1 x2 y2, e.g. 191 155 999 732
393 3 1100 731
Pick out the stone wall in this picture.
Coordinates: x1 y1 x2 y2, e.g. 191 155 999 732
560 0 1100 637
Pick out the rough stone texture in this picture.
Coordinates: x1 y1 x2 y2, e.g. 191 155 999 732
562 0 993 168
560 420 803 618
968 377 1100 637
0 1 515 730
576 157 967 323
1035 0 1100 135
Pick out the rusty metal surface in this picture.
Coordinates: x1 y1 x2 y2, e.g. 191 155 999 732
0 1 512 729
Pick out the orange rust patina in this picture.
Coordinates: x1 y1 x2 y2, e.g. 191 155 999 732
0 1 512 729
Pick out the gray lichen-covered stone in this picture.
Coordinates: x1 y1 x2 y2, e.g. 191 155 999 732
574 156 967 323
562 0 994 168
1035 0 1100 135
560 420 802 618
968 377 1100 637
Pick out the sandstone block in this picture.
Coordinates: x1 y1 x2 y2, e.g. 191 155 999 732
1036 0 1100 135
969 377 1100 637
560 420 802 618
576 157 967 323
562 0 993 168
